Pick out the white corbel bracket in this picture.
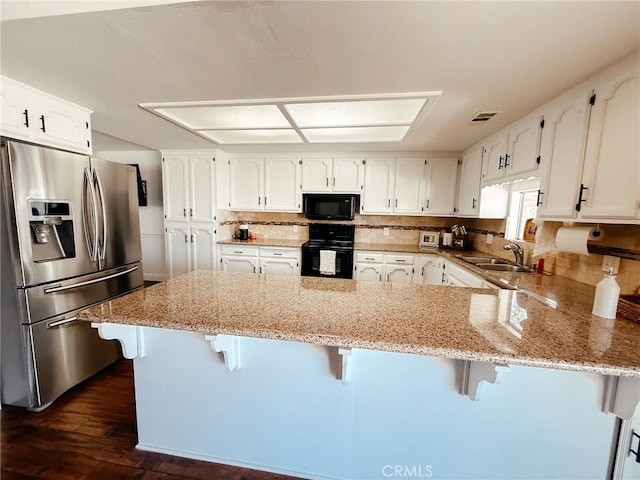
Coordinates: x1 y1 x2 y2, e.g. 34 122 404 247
603 375 640 419
461 360 510 401
91 322 145 359
205 334 240 371
338 347 352 385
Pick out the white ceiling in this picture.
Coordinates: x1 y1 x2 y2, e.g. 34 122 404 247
1 1 638 153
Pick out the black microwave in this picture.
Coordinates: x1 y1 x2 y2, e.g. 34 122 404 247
303 194 359 220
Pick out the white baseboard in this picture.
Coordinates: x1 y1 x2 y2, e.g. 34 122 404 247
143 273 167 282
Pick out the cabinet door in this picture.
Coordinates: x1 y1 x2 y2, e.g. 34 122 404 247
264 158 301 212
301 158 331 192
229 157 263 210
221 256 258 273
482 134 508 184
361 158 394 214
191 224 216 272
424 158 458 215
355 263 383 282
507 115 542 177
30 91 91 153
394 158 426 214
537 91 591 218
163 154 190 221
580 71 640 220
414 256 440 285
165 223 191 279
457 146 483 217
332 157 363 192
0 77 31 140
189 155 216 223
260 258 298 276
385 264 413 284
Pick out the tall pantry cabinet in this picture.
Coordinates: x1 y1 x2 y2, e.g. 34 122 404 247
162 150 227 278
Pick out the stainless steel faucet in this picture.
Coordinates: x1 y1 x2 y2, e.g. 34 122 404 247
503 242 525 265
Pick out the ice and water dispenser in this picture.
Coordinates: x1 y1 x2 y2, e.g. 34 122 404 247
29 201 76 262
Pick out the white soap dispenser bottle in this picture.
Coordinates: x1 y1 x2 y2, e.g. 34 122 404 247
592 268 620 319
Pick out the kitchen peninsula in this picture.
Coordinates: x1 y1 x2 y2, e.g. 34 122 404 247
79 270 640 480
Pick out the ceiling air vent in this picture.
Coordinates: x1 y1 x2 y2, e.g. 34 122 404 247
470 111 499 124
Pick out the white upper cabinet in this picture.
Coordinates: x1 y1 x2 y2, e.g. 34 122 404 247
301 157 363 192
229 157 264 210
482 115 542 185
1 76 92 154
506 114 543 177
579 68 639 220
537 90 591 218
264 157 302 212
361 157 395 214
394 157 427 214
424 158 458 215
538 53 639 222
163 153 216 223
229 157 301 212
457 146 483 217
482 133 509 184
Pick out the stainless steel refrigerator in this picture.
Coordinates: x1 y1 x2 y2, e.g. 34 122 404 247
1 139 143 410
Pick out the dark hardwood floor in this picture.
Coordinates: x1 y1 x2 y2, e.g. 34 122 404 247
1 360 304 480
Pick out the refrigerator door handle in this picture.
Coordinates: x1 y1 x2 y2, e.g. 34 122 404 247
47 317 78 328
93 169 108 260
43 265 139 294
82 167 99 261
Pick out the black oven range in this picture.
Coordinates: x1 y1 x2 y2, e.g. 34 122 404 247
301 224 355 279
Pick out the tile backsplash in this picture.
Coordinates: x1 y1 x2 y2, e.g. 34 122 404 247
219 210 640 294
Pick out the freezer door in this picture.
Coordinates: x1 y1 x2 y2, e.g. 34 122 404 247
1 140 98 286
29 310 121 409
90 157 142 270
20 262 143 324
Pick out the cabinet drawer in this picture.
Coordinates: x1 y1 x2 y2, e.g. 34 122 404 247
259 247 298 259
385 254 414 265
220 245 259 256
356 252 384 263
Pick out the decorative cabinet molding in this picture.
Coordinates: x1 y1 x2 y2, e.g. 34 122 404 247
1 75 92 154
91 322 145 359
301 157 363 193
603 375 640 420
205 334 241 371
461 360 510 401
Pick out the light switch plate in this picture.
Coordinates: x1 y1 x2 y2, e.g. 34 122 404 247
602 255 620 274
383 227 389 236
486 233 493 244
292 224 298 233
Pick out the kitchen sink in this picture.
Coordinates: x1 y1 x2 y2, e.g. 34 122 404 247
475 264 536 273
458 256 511 265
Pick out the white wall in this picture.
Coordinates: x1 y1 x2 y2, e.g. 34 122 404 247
94 150 166 281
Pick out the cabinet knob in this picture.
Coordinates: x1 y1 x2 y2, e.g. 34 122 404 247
39 115 46 132
23 109 29 128
498 156 503 169
472 198 477 209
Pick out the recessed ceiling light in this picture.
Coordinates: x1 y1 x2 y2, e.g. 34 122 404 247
198 129 303 144
156 105 290 129
140 92 441 145
301 126 410 143
284 98 428 128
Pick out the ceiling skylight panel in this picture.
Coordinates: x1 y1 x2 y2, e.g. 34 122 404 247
301 126 410 143
198 129 303 144
156 105 291 129
284 98 427 128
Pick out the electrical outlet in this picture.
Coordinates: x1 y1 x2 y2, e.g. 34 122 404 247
601 255 620 274
383 227 389 236
292 224 298 233
486 233 493 245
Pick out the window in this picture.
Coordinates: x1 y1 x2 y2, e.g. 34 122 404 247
505 179 540 241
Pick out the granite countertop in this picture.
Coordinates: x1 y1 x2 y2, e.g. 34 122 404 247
80 270 640 377
218 238 305 248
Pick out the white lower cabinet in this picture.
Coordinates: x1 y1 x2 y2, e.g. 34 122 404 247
165 222 216 278
354 252 384 282
414 254 441 285
220 245 260 273
220 245 299 276
384 254 414 284
355 252 415 284
258 247 300 276
442 260 486 288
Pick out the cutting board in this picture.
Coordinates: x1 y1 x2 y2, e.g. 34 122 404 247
523 218 537 242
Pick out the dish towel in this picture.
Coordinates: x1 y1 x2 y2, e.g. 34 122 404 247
319 249 337 275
